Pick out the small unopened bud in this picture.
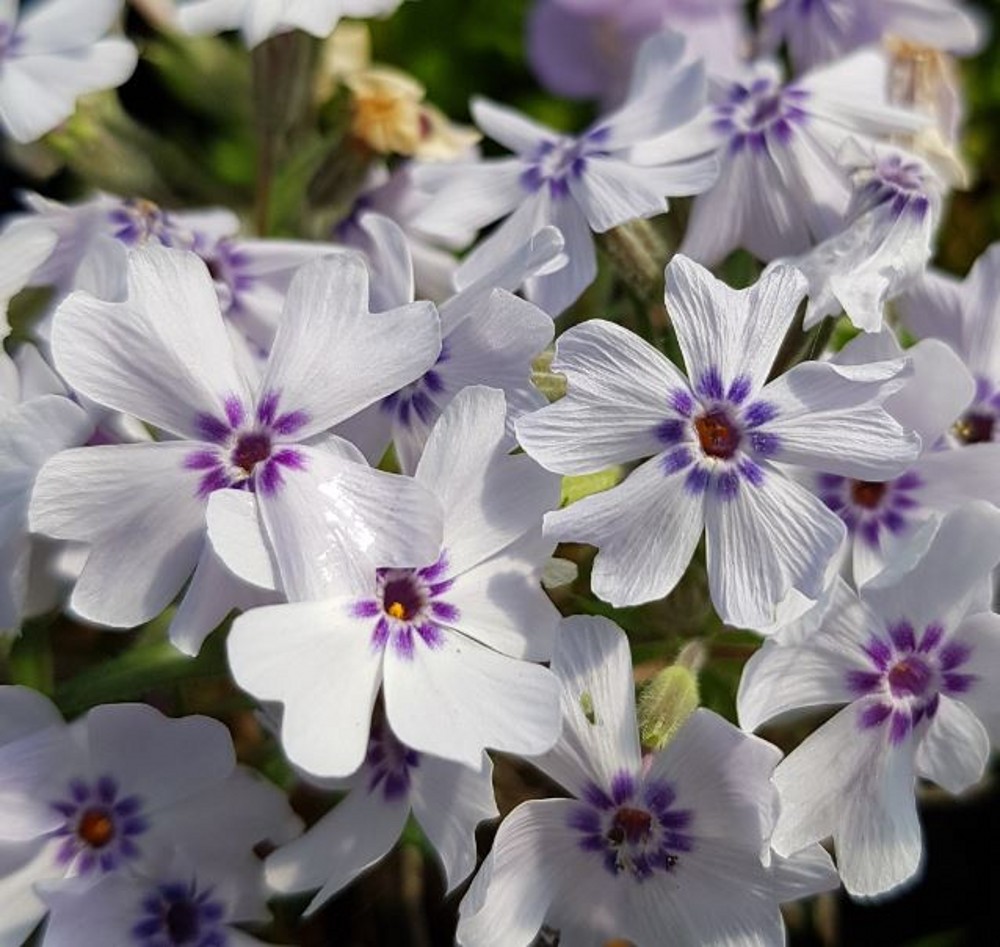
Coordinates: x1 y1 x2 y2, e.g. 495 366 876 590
638 642 705 752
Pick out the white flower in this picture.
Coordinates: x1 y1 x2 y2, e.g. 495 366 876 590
29 247 442 651
0 355 91 633
337 213 561 472
0 691 300 947
640 50 928 266
457 615 839 947
761 0 984 73
0 0 137 143
177 0 404 48
739 503 1000 897
898 242 1000 447
517 254 920 629
266 719 498 913
810 330 1000 586
413 31 718 316
788 140 945 333
223 386 562 777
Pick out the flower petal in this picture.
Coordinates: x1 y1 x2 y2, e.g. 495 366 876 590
916 695 989 796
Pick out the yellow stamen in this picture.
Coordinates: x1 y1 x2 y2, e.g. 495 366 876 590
387 601 407 620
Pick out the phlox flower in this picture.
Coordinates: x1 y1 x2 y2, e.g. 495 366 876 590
41 855 274 947
265 719 498 913
29 247 442 653
414 31 718 316
337 213 561 472
899 242 1000 447
0 356 91 632
0 0 137 143
457 615 839 947
177 0 403 48
788 140 944 333
739 503 1000 897
223 386 562 777
0 689 299 947
811 331 1000 586
761 0 984 73
517 254 920 630
637 49 928 266
527 0 748 106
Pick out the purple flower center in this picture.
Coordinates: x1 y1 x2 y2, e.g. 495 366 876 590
366 722 420 802
653 368 781 500
520 128 610 199
570 771 694 882
231 432 272 474
132 879 227 946
50 776 148 875
849 620 975 744
185 391 309 498
714 76 809 152
351 554 459 660
818 470 922 546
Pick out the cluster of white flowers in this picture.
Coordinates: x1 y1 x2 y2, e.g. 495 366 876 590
0 0 997 944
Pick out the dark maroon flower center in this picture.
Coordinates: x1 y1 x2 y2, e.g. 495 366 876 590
850 480 887 509
382 575 425 622
956 411 995 445
77 808 115 848
695 410 741 459
165 902 199 943
231 432 272 474
608 807 652 846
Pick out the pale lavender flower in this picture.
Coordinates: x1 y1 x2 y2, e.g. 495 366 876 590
789 140 945 333
223 386 562 777
266 720 498 913
637 50 929 266
739 503 1000 896
414 32 718 316
0 0 137 143
761 0 985 74
457 616 838 947
29 247 442 649
517 255 920 629
527 0 748 106
898 242 1000 447
0 692 299 947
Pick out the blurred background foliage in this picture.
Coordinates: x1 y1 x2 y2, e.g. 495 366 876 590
3 0 1000 945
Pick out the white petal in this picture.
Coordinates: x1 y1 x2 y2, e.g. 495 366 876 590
570 157 669 233
527 196 596 317
545 452 704 608
168 542 279 656
759 359 921 478
50 246 248 440
679 148 750 267
29 442 207 628
260 253 441 437
357 212 414 312
896 269 965 350
205 489 278 593
957 243 1000 381
456 799 585 947
85 703 235 810
772 705 922 899
770 844 841 902
0 223 56 339
412 159 524 237
0 687 62 747
17 0 124 48
530 616 641 798
416 386 560 569
862 502 1000 633
176 0 246 36
266 785 409 911
470 98 552 154
228 600 382 778
666 255 807 396
916 695 989 795
516 319 691 474
257 441 443 602
410 753 499 892
0 41 137 143
947 612 1000 738
705 466 845 631
0 841 58 947
446 529 560 661
383 628 560 768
